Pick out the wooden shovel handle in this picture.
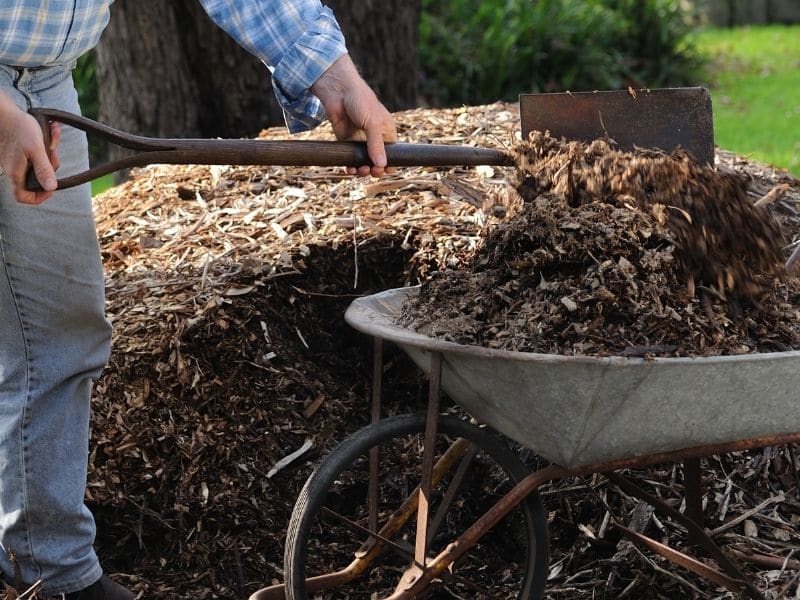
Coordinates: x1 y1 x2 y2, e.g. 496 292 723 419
25 108 512 191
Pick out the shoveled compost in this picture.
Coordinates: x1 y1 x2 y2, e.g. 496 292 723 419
399 130 800 356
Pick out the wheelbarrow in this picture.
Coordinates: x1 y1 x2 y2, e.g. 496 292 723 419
249 286 800 600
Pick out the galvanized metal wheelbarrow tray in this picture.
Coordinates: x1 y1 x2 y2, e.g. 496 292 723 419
346 286 800 469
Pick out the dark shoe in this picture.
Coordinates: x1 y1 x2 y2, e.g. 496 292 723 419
64 575 134 600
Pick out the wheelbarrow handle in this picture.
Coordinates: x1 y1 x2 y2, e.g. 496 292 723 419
25 108 513 192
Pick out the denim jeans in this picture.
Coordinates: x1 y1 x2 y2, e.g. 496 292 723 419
0 63 111 595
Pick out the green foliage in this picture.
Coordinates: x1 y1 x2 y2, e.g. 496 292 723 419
74 51 99 119
72 51 108 167
603 0 703 85
418 0 704 107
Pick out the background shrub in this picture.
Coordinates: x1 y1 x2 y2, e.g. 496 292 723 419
74 51 106 162
74 3 704 135
418 0 704 107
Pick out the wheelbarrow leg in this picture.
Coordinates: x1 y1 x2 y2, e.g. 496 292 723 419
683 457 705 546
412 351 443 569
386 464 565 599
369 337 384 538
279 331 553 600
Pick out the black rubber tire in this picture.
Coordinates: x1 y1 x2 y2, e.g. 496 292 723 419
285 413 549 599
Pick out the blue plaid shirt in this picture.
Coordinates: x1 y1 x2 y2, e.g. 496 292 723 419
0 1 347 131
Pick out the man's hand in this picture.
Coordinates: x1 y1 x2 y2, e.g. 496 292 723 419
311 54 397 177
0 94 61 204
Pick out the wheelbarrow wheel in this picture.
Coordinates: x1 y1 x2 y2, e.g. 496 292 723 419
284 413 549 599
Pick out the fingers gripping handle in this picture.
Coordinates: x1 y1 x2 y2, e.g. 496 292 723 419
24 109 54 192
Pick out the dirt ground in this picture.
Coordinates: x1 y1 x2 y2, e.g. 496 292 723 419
5 103 800 599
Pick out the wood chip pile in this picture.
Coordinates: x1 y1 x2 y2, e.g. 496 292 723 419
25 103 800 599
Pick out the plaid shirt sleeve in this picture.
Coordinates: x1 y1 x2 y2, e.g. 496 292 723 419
0 1 112 67
197 0 348 133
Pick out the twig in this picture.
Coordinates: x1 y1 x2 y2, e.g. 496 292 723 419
16 580 43 600
628 544 706 596
728 548 800 571
785 242 800 273
616 571 646 598
267 438 313 478
352 212 359 289
717 476 733 522
709 494 785 537
754 183 790 207
774 568 800 600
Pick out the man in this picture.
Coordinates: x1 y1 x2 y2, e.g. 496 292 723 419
0 2 397 598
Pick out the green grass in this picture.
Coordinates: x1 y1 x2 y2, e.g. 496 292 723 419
91 173 115 197
694 25 800 176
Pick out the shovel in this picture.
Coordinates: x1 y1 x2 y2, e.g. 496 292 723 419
25 86 713 191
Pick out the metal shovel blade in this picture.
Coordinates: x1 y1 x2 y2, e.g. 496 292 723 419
519 87 714 165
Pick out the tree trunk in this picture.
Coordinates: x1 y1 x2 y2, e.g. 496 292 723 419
95 0 281 141
94 0 420 174
327 0 421 110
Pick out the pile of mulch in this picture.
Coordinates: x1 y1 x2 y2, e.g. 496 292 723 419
399 130 800 356
6 103 799 600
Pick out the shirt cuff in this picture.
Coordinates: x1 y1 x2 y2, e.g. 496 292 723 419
270 8 348 133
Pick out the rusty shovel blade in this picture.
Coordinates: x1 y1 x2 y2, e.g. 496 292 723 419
519 86 714 165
